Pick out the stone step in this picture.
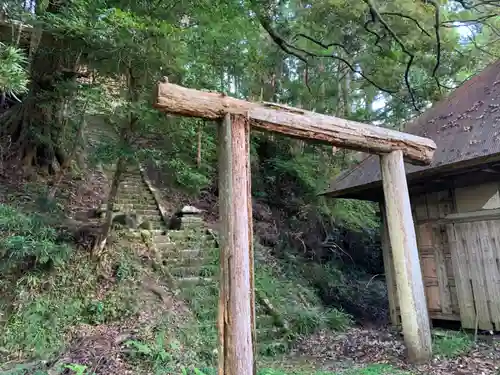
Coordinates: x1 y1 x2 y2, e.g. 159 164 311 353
154 242 176 251
133 210 162 216
117 190 153 196
153 235 172 244
150 224 167 230
163 256 210 268
161 248 204 258
118 182 145 193
105 204 159 211
117 197 155 204
141 217 165 224
121 177 142 182
115 193 154 199
170 265 218 278
167 229 210 241
118 189 154 196
149 229 167 235
139 219 164 227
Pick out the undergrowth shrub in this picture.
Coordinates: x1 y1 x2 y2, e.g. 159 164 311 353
432 330 473 358
0 237 144 360
255 262 352 336
0 204 72 272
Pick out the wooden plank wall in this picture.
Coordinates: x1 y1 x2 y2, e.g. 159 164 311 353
387 189 461 323
384 181 500 330
446 217 500 331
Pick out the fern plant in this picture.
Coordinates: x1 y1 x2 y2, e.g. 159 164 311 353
0 42 29 96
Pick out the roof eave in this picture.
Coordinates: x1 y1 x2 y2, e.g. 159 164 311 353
323 153 500 201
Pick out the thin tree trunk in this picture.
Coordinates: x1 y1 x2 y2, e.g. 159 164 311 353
94 65 140 254
47 100 88 198
94 156 126 255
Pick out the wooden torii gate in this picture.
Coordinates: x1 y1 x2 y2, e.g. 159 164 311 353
153 79 437 372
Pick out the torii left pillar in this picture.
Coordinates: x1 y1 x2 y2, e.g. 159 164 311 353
217 113 256 375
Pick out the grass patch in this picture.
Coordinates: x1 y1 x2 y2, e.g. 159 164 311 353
432 330 473 358
0 203 148 360
0 205 353 373
0 249 142 359
256 262 352 336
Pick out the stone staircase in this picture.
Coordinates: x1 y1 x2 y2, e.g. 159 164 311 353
112 169 167 232
84 119 289 353
158 210 289 353
100 166 288 354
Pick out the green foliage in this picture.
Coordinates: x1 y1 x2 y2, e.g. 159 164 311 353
0 204 72 271
124 332 177 372
0 236 143 359
256 263 352 337
170 364 413 375
432 330 473 359
331 199 379 231
0 42 29 95
63 364 96 375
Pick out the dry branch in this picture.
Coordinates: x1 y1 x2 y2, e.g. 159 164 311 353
154 81 436 165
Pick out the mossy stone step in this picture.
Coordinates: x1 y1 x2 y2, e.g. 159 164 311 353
164 256 209 268
118 191 154 199
154 242 176 251
153 234 171 242
118 192 155 199
167 230 213 243
120 179 143 184
119 182 143 187
133 210 162 216
160 248 206 259
112 204 159 211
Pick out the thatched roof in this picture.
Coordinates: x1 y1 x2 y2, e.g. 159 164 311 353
323 59 500 201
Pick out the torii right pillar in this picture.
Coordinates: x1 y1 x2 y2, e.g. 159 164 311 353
380 150 432 363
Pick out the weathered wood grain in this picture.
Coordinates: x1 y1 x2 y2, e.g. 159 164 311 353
446 223 477 329
433 225 453 315
481 221 500 330
380 150 432 363
154 81 436 165
466 223 493 330
217 114 255 375
380 204 399 326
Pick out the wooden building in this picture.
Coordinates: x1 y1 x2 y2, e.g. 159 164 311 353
323 60 500 331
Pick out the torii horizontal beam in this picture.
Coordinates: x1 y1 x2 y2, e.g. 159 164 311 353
154 80 436 166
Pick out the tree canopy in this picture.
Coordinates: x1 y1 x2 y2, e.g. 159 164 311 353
0 0 497 208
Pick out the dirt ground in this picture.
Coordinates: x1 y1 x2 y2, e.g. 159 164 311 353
283 327 500 374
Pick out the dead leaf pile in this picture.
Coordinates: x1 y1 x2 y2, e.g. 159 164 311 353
291 327 500 374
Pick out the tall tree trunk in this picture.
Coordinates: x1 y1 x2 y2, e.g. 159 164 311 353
0 1 82 174
0 41 79 174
